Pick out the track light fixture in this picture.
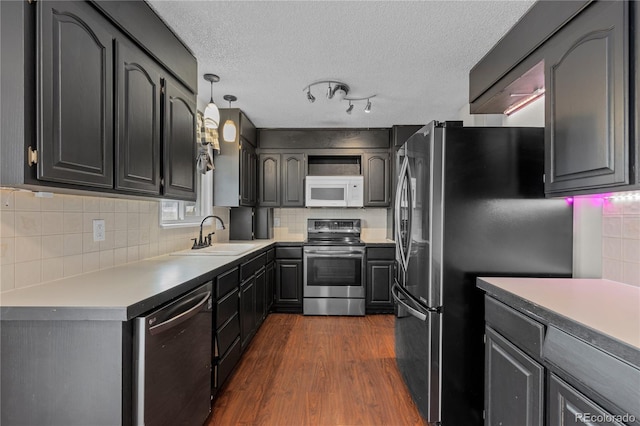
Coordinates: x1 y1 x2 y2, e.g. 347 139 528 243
203 73 220 129
303 80 376 115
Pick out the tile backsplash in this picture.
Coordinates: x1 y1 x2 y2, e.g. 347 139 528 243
0 189 229 292
273 207 388 241
601 197 640 286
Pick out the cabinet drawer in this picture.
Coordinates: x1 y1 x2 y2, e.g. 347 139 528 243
366 247 395 260
241 253 266 281
217 312 240 357
548 373 625 426
485 296 544 359
215 336 241 389
216 267 239 298
266 248 275 263
216 288 239 325
275 247 302 259
543 326 640 421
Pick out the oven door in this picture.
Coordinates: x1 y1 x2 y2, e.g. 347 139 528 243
303 246 365 298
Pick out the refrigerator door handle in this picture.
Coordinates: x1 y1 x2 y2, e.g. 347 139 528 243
395 157 410 272
392 282 427 321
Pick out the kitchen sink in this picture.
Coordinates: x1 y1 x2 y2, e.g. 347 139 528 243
171 243 259 256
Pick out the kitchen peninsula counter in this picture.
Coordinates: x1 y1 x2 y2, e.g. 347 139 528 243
0 240 277 321
477 277 640 367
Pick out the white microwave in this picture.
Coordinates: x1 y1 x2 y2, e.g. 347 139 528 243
305 175 364 207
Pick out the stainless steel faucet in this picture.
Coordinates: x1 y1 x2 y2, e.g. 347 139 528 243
192 215 226 249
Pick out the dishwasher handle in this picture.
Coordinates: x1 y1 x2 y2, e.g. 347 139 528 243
149 291 211 336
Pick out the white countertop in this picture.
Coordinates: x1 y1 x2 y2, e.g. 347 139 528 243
477 277 640 352
0 240 276 321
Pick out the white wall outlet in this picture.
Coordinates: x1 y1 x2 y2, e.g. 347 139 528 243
93 219 106 242
274 217 280 226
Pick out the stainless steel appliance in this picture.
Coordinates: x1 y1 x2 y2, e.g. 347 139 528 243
303 219 365 316
134 283 213 426
305 175 364 207
393 121 573 425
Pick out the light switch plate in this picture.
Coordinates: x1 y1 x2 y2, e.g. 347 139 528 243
93 219 106 242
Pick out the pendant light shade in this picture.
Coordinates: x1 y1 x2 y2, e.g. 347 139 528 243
222 94 238 143
223 119 237 142
204 102 220 129
203 73 220 129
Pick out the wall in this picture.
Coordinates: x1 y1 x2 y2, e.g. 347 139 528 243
601 196 640 286
0 189 229 292
272 208 387 241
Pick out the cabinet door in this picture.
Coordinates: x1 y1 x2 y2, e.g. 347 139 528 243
258 154 280 207
485 326 543 426
115 41 161 195
545 1 628 194
38 1 114 188
281 154 305 207
162 78 196 200
363 152 390 206
274 259 303 310
366 260 394 312
255 267 266 327
240 141 256 206
240 276 256 350
266 261 275 312
548 373 624 426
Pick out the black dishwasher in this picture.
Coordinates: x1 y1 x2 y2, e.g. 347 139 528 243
133 283 213 426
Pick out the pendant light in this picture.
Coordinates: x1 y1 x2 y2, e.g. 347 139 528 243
222 95 238 143
203 73 220 129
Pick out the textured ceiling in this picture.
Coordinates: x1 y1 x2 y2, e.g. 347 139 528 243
147 0 535 128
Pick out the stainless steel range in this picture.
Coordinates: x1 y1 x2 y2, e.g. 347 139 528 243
303 219 365 316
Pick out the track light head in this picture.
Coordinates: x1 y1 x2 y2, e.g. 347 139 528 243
346 102 354 114
364 99 372 113
307 89 316 103
327 83 334 99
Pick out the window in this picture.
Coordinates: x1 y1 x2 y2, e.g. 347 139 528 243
160 112 215 228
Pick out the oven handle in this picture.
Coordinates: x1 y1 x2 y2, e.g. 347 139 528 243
304 251 363 257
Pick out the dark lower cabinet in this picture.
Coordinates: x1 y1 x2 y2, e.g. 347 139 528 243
255 267 266 328
273 246 303 313
485 326 544 426
548 373 624 426
38 0 114 188
240 275 256 350
214 267 240 395
115 40 161 195
162 77 197 200
266 259 275 312
365 245 395 313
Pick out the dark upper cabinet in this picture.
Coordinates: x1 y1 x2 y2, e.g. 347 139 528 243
258 153 280 207
2 0 198 200
115 40 161 195
363 152 390 207
214 109 257 207
485 326 544 426
545 0 630 195
257 153 305 207
38 1 114 188
162 78 197 200
281 154 305 207
240 141 257 206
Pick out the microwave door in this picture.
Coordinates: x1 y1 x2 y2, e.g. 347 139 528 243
308 184 347 207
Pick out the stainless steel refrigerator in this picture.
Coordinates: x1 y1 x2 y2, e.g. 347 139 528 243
392 121 573 425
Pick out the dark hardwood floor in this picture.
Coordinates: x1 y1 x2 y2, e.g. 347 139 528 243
207 314 426 426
